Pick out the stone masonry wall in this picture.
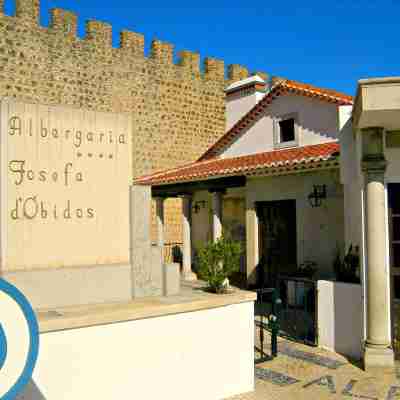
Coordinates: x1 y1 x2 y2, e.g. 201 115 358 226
0 0 265 244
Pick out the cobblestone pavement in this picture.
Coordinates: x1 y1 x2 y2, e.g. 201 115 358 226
225 328 400 400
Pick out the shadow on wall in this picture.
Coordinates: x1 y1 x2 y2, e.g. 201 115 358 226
333 282 363 360
318 280 362 361
16 380 47 400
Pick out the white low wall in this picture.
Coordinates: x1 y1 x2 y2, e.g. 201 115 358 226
317 280 362 360
18 301 254 400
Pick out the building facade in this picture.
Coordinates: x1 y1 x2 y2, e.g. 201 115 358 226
136 77 400 369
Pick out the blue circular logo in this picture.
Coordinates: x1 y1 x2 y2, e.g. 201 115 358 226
0 278 39 399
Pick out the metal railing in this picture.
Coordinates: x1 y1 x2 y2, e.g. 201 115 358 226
276 276 318 346
254 288 281 363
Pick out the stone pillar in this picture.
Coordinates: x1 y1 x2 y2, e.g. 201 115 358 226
130 185 163 298
362 127 394 370
211 191 223 242
154 197 165 248
246 200 259 286
182 195 197 281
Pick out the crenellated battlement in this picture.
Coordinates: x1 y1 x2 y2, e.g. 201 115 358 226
15 0 39 22
150 40 174 64
120 30 145 56
178 51 200 74
50 8 77 36
205 58 225 80
85 20 112 47
0 0 269 245
228 64 249 82
0 1 267 83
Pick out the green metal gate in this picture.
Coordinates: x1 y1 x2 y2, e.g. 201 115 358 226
277 276 318 346
254 277 318 352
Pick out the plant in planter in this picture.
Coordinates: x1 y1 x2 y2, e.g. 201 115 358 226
292 260 317 279
197 236 241 293
334 244 360 283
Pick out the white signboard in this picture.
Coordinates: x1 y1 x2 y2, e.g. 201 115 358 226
0 100 132 271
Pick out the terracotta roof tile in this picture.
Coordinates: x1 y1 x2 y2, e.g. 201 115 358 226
135 142 340 186
199 79 352 161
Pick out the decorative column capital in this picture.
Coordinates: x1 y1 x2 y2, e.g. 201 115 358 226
362 158 387 176
361 126 387 179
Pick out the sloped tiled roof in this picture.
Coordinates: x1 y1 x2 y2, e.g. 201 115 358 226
199 79 353 161
135 142 340 186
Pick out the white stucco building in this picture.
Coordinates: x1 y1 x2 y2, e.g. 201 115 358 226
137 76 353 285
136 76 400 370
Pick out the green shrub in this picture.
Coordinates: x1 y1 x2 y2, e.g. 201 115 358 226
197 236 241 293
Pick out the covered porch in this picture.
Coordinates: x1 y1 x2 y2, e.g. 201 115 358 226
135 142 344 288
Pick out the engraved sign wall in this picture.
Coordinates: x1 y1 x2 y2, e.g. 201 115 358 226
0 100 132 271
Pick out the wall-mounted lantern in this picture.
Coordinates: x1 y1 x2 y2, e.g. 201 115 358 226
193 200 207 214
308 184 327 208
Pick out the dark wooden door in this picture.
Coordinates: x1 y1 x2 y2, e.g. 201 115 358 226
388 183 400 357
256 200 297 287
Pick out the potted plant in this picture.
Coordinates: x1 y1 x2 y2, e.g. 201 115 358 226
334 244 360 283
197 236 241 293
292 260 317 279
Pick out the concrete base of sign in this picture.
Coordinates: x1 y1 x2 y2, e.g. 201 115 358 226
1 184 182 309
2 264 133 309
131 245 164 299
163 263 180 296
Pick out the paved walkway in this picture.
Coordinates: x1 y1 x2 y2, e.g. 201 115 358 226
226 328 400 400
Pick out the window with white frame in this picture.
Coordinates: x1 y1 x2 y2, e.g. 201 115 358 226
274 113 299 148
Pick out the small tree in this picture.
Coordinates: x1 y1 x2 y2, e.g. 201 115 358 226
197 236 241 293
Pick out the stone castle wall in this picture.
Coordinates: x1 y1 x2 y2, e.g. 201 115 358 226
0 0 264 244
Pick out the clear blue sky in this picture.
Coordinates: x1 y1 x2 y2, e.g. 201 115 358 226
4 0 399 95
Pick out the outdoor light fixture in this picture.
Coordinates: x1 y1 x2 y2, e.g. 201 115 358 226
193 200 207 214
308 184 327 208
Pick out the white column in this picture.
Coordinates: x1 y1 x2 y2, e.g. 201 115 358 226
362 127 394 370
246 200 259 286
154 197 165 248
182 195 196 281
211 191 223 242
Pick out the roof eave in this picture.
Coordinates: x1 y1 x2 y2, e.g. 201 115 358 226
140 158 340 188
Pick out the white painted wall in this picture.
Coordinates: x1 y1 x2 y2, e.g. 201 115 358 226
17 302 255 400
317 280 363 360
221 95 340 159
339 106 363 251
339 107 366 341
246 171 344 279
226 90 265 131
